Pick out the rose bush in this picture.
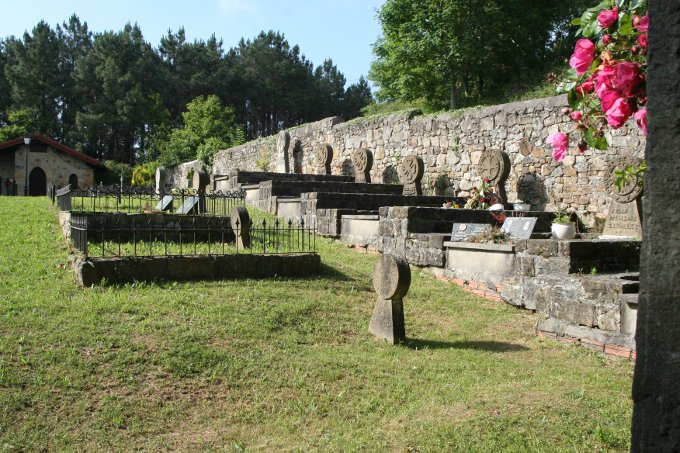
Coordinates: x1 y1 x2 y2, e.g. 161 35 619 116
549 0 648 162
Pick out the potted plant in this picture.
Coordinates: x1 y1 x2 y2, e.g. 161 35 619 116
551 213 576 240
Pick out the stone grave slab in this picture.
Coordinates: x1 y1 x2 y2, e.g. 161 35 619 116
501 217 537 240
154 195 174 212
450 223 491 242
602 199 642 238
176 196 199 214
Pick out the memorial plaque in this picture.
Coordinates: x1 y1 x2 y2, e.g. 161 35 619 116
154 195 174 212
501 217 537 240
176 196 199 215
602 199 642 238
352 148 373 183
450 223 491 242
401 155 424 196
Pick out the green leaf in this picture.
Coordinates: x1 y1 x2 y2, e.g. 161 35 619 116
571 18 582 26
567 90 580 109
584 128 609 150
618 14 633 36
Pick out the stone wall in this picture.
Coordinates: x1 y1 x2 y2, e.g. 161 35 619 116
177 95 645 227
14 144 94 190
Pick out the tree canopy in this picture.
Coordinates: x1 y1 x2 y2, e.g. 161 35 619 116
0 16 371 165
369 0 592 110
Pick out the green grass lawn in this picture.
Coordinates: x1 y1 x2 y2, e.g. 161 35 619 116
0 197 633 451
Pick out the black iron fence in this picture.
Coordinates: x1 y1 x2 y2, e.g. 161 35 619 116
70 213 316 258
56 185 245 215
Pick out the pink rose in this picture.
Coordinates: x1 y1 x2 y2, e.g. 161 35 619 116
615 62 642 97
598 7 618 28
605 98 633 128
634 14 649 32
634 108 648 135
570 110 583 121
569 39 596 75
638 33 648 48
602 34 612 45
599 90 620 112
547 132 569 162
577 79 595 96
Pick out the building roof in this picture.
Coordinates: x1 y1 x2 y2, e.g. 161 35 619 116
0 132 105 168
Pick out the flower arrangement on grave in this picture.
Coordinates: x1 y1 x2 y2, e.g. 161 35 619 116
464 178 501 210
442 200 461 209
469 226 512 244
548 0 648 185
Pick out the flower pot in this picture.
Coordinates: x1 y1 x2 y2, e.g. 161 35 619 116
513 203 531 211
551 222 576 240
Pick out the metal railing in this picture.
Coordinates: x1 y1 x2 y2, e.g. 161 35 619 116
70 214 316 258
56 185 246 215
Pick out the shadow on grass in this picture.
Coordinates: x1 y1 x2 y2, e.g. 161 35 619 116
402 338 529 352
319 262 353 281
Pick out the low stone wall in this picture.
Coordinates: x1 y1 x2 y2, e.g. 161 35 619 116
188 95 645 227
74 253 321 286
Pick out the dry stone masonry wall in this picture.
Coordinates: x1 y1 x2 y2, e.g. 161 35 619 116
171 95 644 226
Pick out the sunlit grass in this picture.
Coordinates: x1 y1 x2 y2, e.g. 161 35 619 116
0 197 633 451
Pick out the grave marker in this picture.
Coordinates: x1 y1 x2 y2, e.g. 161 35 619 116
176 196 199 214
478 149 509 185
602 156 643 238
401 155 424 196
316 144 333 175
155 167 167 193
352 148 373 183
501 217 537 240
276 130 291 173
230 206 251 249
369 254 411 344
450 223 491 242
154 195 174 212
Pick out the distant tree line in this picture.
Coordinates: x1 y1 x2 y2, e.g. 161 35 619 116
0 15 372 165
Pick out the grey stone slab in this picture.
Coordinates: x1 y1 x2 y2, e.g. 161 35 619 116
450 223 490 242
501 217 537 240
154 195 173 212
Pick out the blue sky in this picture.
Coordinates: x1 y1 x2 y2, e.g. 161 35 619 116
1 0 384 86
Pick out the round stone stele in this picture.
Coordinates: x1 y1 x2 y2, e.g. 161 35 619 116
607 156 643 203
401 155 424 184
316 144 333 166
478 150 507 184
352 148 373 172
276 130 290 154
373 254 411 300
230 206 250 231
155 167 167 191
192 171 210 192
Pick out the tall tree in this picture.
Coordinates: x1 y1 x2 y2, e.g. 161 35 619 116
0 41 11 124
342 76 372 120
4 21 61 136
369 0 591 109
76 24 167 162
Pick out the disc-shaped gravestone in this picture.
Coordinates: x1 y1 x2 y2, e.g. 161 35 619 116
316 144 333 175
373 254 411 301
155 167 167 193
192 171 210 193
607 156 643 203
230 206 251 248
352 148 373 183
478 150 508 185
370 254 411 344
401 155 424 196
276 130 291 173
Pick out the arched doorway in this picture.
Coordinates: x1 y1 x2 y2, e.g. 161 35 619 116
69 173 78 189
29 167 47 196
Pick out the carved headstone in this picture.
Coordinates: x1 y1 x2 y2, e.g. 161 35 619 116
155 167 167 193
316 144 333 175
602 156 643 238
292 139 303 174
352 148 373 183
450 223 491 242
369 254 411 344
477 150 509 185
230 206 251 249
401 155 424 196
154 195 173 212
276 130 291 173
191 171 210 214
